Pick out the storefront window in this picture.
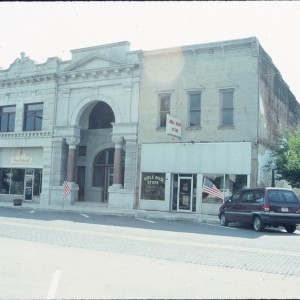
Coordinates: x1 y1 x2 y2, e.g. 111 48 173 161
202 173 247 204
0 168 10 194
141 172 165 200
0 168 42 196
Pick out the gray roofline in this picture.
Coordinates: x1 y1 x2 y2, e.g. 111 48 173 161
70 41 130 54
141 36 259 56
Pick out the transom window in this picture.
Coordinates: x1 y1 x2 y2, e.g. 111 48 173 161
188 93 201 127
23 103 43 131
158 93 170 128
220 89 234 126
0 105 15 132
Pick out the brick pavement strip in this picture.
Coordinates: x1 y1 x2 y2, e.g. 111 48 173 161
0 218 300 278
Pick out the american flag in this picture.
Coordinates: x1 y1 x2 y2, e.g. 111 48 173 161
63 180 71 198
202 178 224 200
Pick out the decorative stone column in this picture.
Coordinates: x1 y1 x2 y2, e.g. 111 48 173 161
112 137 124 188
63 137 80 205
66 138 80 182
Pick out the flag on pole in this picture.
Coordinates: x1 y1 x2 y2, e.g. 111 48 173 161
202 177 224 200
63 180 71 198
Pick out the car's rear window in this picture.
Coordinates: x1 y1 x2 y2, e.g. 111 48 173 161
268 190 299 204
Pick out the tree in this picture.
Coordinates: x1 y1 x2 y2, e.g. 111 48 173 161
269 127 300 188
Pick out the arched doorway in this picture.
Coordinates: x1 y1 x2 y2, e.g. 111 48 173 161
93 148 115 202
76 100 116 202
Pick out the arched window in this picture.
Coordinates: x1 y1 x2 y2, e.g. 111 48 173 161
89 102 115 129
93 148 115 188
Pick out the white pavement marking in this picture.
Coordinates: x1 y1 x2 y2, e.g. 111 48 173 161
135 217 156 224
46 269 62 299
80 214 89 218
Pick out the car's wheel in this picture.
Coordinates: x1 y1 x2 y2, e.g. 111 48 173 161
220 213 228 226
253 216 265 232
284 225 297 233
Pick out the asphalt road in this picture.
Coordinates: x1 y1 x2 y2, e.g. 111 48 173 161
0 207 300 299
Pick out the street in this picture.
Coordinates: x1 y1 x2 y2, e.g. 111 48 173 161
0 207 300 299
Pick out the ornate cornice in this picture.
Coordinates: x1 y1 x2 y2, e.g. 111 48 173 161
0 131 52 139
59 65 136 82
0 73 57 88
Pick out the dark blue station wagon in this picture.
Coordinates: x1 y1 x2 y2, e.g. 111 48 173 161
218 188 300 233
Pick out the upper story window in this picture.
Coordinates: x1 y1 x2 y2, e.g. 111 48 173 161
23 103 43 131
220 89 234 126
188 92 201 127
158 93 170 128
0 105 16 132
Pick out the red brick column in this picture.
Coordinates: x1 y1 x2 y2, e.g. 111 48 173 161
66 139 79 182
113 137 124 188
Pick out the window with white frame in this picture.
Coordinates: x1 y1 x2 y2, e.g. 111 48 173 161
220 89 234 126
188 92 201 127
158 93 170 128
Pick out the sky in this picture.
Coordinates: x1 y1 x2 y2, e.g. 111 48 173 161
0 1 300 100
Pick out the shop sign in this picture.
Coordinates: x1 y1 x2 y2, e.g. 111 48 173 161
141 172 165 201
166 114 181 138
11 149 32 164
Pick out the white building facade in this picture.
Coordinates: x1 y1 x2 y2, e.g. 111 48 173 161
0 37 299 214
0 42 140 208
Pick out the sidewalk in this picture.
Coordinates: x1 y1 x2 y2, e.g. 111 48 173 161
0 200 220 224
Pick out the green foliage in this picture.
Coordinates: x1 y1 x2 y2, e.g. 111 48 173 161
270 127 300 188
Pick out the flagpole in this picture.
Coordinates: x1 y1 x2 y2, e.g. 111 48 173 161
223 174 225 204
198 176 205 222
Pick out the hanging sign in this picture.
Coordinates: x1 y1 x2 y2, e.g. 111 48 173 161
166 114 182 138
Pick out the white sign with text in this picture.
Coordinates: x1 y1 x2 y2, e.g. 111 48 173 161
166 114 182 138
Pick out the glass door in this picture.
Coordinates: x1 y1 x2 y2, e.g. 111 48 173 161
104 167 114 202
24 175 33 200
177 176 193 211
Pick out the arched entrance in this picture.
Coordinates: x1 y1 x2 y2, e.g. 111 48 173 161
76 100 117 203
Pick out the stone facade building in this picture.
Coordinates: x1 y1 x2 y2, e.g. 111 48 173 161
0 42 140 208
0 37 299 214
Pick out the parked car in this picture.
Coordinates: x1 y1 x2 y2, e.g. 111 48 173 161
218 187 300 233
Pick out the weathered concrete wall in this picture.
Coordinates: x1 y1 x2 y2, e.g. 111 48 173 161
257 46 300 187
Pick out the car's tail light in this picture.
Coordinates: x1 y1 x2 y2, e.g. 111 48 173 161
264 203 270 212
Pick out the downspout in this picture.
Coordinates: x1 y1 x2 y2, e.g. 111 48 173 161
255 39 261 188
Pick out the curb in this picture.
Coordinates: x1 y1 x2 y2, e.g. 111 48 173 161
0 202 220 225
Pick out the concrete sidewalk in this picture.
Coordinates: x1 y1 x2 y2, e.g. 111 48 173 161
0 200 220 224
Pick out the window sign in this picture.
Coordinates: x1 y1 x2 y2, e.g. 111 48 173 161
141 172 165 200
